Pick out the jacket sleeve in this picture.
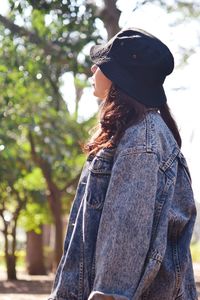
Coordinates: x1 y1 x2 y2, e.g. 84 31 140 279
88 150 159 300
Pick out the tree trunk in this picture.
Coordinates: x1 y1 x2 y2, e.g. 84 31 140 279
26 228 46 275
101 0 121 39
4 224 17 280
6 254 17 280
4 230 17 280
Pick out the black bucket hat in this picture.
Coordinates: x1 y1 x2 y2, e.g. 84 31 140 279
90 28 174 107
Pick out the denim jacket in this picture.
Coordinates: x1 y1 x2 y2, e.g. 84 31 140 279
48 111 197 300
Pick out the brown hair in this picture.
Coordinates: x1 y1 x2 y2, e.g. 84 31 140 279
83 84 181 155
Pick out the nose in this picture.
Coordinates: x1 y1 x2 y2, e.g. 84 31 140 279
91 64 97 74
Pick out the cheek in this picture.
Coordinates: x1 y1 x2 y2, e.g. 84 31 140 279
93 70 112 99
100 74 112 92
104 78 112 90
98 81 111 99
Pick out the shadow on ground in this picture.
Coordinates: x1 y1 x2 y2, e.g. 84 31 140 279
0 266 200 299
0 278 52 294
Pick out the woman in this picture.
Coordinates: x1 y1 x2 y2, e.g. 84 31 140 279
48 28 197 300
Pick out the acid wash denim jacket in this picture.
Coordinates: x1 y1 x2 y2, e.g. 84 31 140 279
48 111 197 300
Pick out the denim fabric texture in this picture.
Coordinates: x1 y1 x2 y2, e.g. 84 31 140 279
48 111 197 300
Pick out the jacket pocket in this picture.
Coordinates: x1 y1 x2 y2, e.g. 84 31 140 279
85 156 113 209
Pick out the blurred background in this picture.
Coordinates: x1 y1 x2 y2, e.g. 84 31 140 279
0 0 199 297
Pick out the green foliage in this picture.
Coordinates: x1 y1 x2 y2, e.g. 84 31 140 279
0 250 26 270
31 9 47 37
15 168 50 233
7 0 101 74
0 0 99 240
19 202 51 233
191 242 200 263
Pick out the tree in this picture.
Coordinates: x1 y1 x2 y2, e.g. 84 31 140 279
0 0 99 269
0 72 27 279
17 168 51 275
0 180 27 280
98 0 121 39
0 103 47 279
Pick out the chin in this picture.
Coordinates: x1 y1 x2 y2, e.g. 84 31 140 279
93 90 106 100
93 91 100 98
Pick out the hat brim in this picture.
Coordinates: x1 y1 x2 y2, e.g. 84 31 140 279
90 49 167 107
90 42 114 66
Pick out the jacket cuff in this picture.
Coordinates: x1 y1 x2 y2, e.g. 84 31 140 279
88 291 129 300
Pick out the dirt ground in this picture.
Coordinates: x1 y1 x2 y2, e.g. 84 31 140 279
0 264 200 300
0 271 53 300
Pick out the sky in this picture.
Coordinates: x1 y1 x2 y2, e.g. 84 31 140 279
0 0 200 202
